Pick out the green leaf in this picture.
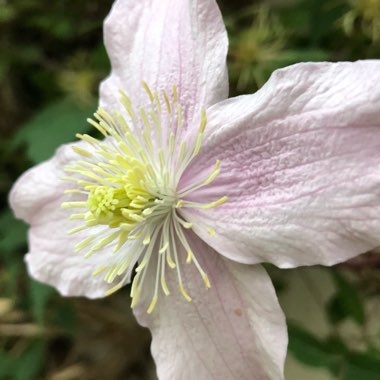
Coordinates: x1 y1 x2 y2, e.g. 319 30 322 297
341 352 380 380
14 340 45 380
29 279 55 324
0 210 27 258
0 352 17 377
0 340 45 380
274 49 330 64
13 98 95 163
328 271 365 325
0 4 16 23
53 304 77 332
0 58 10 80
288 322 380 378
327 295 347 324
288 323 336 368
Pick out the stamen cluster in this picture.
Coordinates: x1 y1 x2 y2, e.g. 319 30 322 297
62 83 226 313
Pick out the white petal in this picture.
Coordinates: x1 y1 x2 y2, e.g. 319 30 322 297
134 233 287 380
100 0 228 124
10 144 128 298
182 61 380 268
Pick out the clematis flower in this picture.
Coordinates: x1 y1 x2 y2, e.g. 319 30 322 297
9 0 380 379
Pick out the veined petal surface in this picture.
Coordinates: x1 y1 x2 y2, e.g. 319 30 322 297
134 233 287 380
100 0 228 125
10 144 125 298
183 61 380 268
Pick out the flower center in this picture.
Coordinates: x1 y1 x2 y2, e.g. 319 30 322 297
62 83 226 313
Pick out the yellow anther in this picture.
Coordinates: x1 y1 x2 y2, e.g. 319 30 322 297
204 196 228 209
199 109 207 133
135 252 151 273
113 231 129 253
163 90 171 113
153 91 162 113
159 241 169 253
64 189 83 195
84 232 119 257
61 201 87 209
172 85 178 103
181 221 193 229
118 90 136 120
143 234 151 245
161 275 170 296
69 213 86 220
120 223 136 231
203 274 211 289
205 160 220 184
167 254 176 269
62 83 227 314
87 118 107 137
104 282 123 297
143 208 153 216
131 287 142 309
76 133 99 145
142 81 154 102
177 141 187 163
176 200 185 208
169 132 175 155
186 250 193 264
180 285 192 302
127 213 145 223
75 235 96 252
104 265 118 283
92 265 108 276
72 145 93 158
147 296 158 314
68 225 88 235
193 133 204 156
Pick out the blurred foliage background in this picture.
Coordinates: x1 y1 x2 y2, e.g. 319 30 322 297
1 0 380 379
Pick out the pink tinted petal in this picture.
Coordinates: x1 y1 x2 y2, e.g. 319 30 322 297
100 0 228 124
134 234 287 380
183 61 380 268
10 144 76 224
10 144 125 298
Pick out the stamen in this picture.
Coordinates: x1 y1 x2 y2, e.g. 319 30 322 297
92 265 107 276
172 85 178 104
181 196 228 209
160 252 170 296
163 90 171 113
104 282 124 297
169 222 192 302
76 133 99 146
61 82 227 313
172 215 210 290
61 201 87 209
178 160 221 196
142 80 154 102
72 146 93 158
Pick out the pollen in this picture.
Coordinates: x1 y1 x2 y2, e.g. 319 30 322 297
62 82 227 313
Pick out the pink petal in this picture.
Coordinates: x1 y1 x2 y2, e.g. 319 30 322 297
183 61 380 268
9 144 123 298
10 144 76 224
134 233 287 380
100 0 228 124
